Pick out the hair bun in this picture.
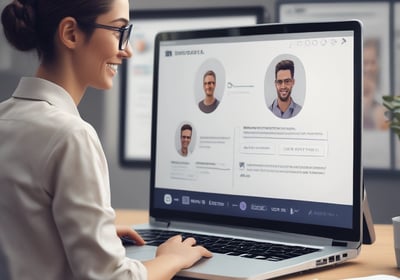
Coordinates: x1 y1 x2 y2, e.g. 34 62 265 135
1 0 37 51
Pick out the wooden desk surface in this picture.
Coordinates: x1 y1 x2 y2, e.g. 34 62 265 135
116 209 400 279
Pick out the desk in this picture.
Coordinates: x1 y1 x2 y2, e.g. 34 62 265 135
116 209 400 279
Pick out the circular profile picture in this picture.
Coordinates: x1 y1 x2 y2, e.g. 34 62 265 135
175 122 196 157
264 54 306 119
195 58 226 114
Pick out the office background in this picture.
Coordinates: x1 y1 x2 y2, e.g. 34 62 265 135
1 0 400 224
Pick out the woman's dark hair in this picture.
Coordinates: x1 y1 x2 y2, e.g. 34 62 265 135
1 0 112 63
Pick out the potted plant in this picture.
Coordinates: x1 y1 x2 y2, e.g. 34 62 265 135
383 96 400 137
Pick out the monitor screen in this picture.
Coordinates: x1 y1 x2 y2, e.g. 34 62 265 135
120 7 265 166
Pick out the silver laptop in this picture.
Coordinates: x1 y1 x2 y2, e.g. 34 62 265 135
125 20 363 280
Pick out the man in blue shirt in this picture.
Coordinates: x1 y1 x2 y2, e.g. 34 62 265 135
269 59 302 119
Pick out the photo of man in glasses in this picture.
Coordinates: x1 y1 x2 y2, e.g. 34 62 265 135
269 59 302 119
179 124 193 157
198 70 219 113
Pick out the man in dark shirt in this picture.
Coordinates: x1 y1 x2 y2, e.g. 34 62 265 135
199 70 219 113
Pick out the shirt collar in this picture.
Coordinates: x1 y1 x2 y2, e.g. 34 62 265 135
275 98 296 112
12 77 80 117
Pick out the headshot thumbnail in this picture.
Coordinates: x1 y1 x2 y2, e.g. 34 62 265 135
265 55 306 119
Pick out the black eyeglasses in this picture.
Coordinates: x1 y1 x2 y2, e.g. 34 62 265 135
203 81 215 86
275 78 293 86
92 23 133 50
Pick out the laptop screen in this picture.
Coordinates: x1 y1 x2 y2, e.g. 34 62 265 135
150 21 362 241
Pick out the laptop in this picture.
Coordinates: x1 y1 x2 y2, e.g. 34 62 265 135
124 20 363 280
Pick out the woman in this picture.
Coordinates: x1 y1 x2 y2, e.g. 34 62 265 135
0 0 211 279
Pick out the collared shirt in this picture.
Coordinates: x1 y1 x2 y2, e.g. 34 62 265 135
0 77 147 280
269 98 302 119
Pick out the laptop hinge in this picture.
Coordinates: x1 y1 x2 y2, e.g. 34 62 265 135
151 218 171 228
332 240 348 247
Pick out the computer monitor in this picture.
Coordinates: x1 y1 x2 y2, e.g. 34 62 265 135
119 7 265 167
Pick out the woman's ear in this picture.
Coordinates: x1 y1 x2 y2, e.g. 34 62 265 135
57 17 81 50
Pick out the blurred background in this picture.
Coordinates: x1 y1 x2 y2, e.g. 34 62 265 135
1 0 400 223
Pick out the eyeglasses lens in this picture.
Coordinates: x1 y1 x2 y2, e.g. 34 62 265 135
120 25 133 50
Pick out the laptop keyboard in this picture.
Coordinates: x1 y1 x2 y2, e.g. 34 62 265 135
128 229 320 262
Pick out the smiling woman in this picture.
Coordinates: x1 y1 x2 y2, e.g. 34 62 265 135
0 0 211 280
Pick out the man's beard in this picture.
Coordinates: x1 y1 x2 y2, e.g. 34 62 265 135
278 90 291 102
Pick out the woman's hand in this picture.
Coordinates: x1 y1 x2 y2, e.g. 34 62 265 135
143 234 212 280
116 225 145 245
156 235 212 268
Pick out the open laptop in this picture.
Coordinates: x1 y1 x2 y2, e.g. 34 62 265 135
124 20 363 279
